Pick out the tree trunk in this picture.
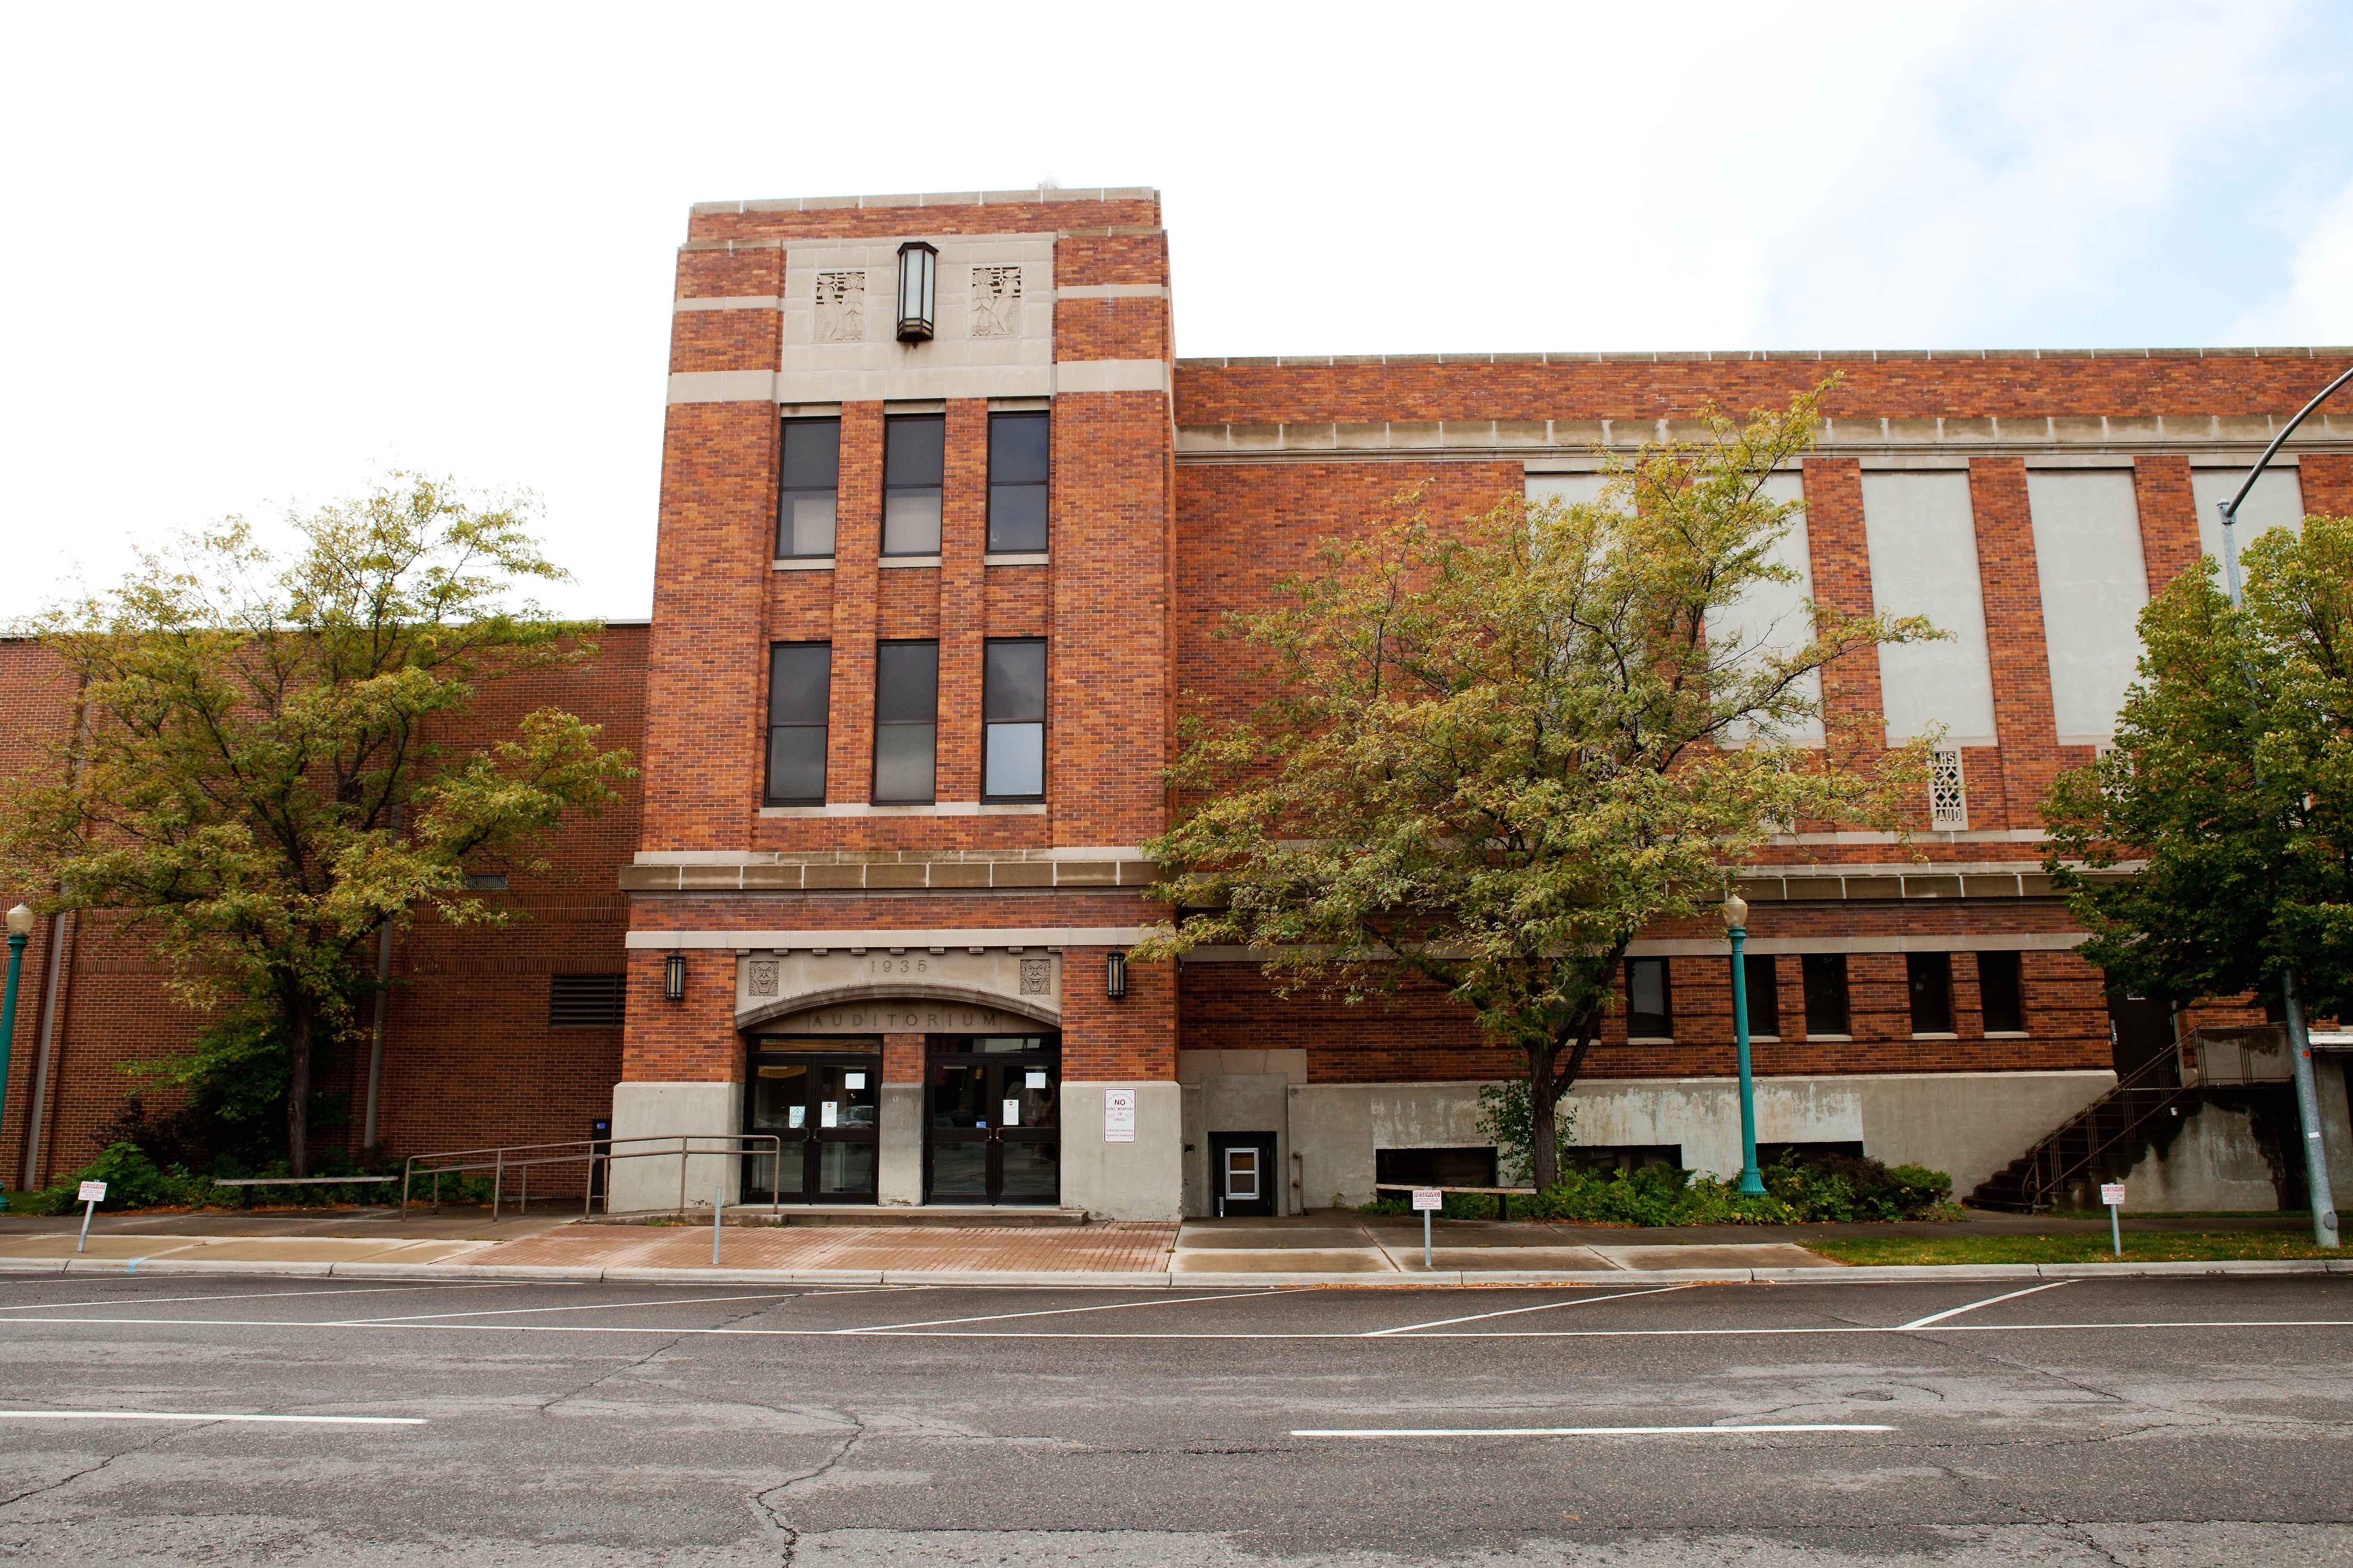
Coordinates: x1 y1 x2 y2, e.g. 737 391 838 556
1527 1041 1561 1190
286 999 312 1178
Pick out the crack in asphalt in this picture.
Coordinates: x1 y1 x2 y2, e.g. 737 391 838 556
534 1295 790 1416
0 1421 193 1514
750 1410 868 1567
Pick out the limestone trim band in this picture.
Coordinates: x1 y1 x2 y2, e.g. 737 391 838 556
667 360 1171 403
677 285 1166 311
627 927 1155 950
1174 932 2088 963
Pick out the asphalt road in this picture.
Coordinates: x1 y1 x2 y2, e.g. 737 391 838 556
1 1272 2349 1565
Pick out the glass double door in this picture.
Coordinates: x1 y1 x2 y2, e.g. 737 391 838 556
926 1037 1060 1205
746 1040 880 1203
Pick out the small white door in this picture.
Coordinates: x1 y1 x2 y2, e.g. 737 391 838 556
1223 1147 1259 1200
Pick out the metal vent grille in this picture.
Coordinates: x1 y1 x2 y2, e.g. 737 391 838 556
548 973 627 1029
1929 746 1968 831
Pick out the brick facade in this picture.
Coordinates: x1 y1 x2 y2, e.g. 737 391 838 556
7 184 2350 1209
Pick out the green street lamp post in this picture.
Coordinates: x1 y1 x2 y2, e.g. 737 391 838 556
0 903 33 1214
1724 893 1766 1196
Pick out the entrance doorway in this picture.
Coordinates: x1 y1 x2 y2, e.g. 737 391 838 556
1211 1132 1278 1217
2105 988 2176 1080
745 1036 882 1203
925 1035 1060 1205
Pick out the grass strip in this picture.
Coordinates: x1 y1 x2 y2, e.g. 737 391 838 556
1812 1230 2344 1266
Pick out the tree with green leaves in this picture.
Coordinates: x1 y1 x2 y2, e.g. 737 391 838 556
2045 514 2353 1024
1138 388 1937 1188
0 476 635 1174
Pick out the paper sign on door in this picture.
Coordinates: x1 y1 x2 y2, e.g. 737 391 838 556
845 1072 866 1089
1104 1088 1137 1143
820 1101 838 1128
788 1106 806 1129
1026 1070 1047 1089
1002 1099 1020 1128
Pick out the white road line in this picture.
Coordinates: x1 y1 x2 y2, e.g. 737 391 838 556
1898 1280 2074 1330
1292 1423 1895 1438
342 1292 802 1323
835 1288 1296 1333
3 1316 2347 1341
1365 1285 1694 1336
0 1282 522 1313
0 1410 425 1425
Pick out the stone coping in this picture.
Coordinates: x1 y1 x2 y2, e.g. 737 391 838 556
1179 347 2353 368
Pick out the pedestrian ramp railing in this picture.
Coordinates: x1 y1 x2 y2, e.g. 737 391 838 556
400 1135 786 1222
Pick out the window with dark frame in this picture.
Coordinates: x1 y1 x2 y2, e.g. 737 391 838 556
1802 954 1849 1037
987 411 1049 553
1979 950 2026 1033
982 638 1046 800
1908 952 1956 1035
882 414 944 555
549 973 627 1029
873 640 939 803
776 418 840 558
1625 957 1673 1039
1742 953 1779 1037
764 644 832 806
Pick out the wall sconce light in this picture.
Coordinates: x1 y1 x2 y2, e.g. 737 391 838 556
664 953 687 1002
896 240 937 342
1106 949 1127 1000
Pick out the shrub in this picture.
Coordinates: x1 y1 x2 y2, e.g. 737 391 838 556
1357 1149 1959 1227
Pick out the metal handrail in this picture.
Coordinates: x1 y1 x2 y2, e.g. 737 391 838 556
400 1134 787 1222
2005 1039 2196 1212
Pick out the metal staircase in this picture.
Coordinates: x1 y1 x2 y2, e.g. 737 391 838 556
1968 1042 2199 1213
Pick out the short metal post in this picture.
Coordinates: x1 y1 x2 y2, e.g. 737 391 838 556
76 1196 96 1253
520 1162 529 1218
714 1182 724 1265
1423 1208 1432 1270
492 1151 503 1220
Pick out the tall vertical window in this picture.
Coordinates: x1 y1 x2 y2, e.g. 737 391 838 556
873 641 939 804
776 419 840 559
987 412 1050 554
764 644 832 806
883 415 944 556
1742 954 1780 1038
1625 958 1673 1039
1802 954 1849 1037
1979 950 2026 1033
1908 953 1955 1035
983 639 1047 800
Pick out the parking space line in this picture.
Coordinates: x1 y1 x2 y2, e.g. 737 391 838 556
0 1282 524 1313
1292 1423 1896 1437
341 1291 803 1323
1364 1284 1694 1336
4 1314 2348 1341
1898 1280 2074 1330
835 1288 1295 1333
0 1410 426 1425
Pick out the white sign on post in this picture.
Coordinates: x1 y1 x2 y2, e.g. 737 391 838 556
1104 1089 1137 1143
1411 1188 1444 1212
2100 1183 2126 1206
78 1181 107 1203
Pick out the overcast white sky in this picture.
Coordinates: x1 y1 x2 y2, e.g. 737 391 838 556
3 1 2349 623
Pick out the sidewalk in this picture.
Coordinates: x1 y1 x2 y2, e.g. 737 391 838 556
0 1206 2342 1287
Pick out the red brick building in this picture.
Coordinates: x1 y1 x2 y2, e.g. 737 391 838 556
8 184 2353 1216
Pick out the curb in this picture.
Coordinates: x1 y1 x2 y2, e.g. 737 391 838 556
2 1255 2349 1287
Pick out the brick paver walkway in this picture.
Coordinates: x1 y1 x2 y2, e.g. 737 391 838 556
471 1222 1180 1274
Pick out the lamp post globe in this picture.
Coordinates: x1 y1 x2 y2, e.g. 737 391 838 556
1722 893 1766 1196
0 903 34 1212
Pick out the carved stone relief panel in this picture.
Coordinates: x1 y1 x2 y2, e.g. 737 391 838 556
813 271 867 342
735 948 1062 1022
969 266 1021 338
